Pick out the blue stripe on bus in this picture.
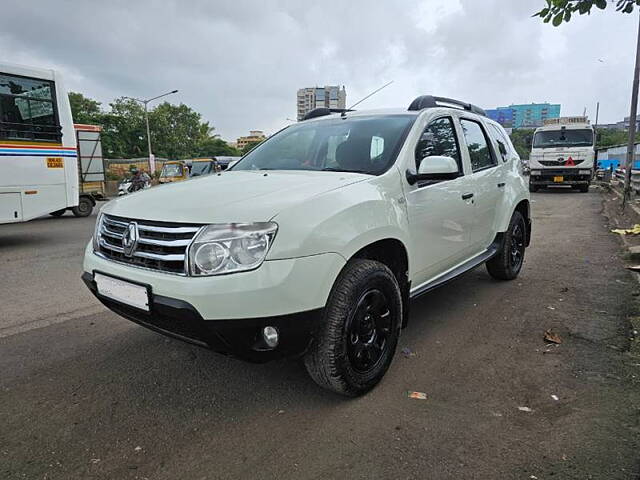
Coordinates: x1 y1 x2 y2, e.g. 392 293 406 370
0 152 77 157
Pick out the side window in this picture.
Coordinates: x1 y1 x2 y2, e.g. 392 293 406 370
0 73 61 142
460 119 496 171
415 117 461 171
488 124 509 162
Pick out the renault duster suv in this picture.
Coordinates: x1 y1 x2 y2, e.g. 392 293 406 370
82 95 531 396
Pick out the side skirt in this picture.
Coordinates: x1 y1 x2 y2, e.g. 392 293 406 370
409 233 504 300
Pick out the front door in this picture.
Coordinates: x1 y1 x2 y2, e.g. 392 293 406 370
405 116 475 287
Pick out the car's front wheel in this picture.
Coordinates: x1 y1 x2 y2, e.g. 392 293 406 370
486 210 527 281
304 259 402 396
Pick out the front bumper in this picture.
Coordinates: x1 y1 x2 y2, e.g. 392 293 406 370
529 169 592 186
82 245 346 362
82 272 321 362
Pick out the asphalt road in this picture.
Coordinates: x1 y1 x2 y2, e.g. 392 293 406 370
1 192 639 480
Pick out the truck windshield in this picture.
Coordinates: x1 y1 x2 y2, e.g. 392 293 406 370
533 129 593 148
231 115 416 175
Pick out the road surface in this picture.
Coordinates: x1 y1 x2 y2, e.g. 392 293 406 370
1 192 638 479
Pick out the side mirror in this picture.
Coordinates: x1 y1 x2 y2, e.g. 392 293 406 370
406 156 459 185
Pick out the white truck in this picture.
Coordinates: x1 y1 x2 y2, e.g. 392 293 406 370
82 96 531 396
528 117 595 193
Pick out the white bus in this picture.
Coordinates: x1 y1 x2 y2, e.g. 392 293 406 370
0 63 78 224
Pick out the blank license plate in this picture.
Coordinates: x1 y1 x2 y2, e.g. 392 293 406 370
553 176 564 183
95 273 149 311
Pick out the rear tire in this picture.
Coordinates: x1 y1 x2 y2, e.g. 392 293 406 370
71 197 93 217
304 259 402 397
486 211 526 281
49 209 66 217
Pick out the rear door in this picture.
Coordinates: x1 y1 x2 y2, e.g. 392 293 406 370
404 115 476 286
457 117 504 251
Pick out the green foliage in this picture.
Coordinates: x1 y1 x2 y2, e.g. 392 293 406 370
535 0 639 26
68 92 102 124
596 128 640 148
241 141 263 155
68 92 239 159
509 129 535 159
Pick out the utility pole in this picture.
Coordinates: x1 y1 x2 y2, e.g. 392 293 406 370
124 90 178 174
623 11 640 208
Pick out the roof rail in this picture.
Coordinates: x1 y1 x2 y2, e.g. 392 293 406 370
301 107 354 121
408 96 486 117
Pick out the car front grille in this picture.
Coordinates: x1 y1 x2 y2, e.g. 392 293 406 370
539 159 584 167
97 214 202 275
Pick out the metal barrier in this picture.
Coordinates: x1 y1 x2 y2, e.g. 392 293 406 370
613 169 640 193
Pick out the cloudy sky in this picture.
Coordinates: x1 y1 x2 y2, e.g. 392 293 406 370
1 0 637 140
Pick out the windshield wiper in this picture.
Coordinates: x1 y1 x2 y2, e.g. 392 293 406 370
321 167 373 175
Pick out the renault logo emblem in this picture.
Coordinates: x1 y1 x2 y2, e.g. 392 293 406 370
122 222 139 257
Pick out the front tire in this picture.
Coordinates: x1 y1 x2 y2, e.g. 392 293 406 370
486 210 526 281
304 259 402 396
529 183 538 193
579 184 589 193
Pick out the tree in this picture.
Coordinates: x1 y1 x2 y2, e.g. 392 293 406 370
100 98 147 158
197 136 241 157
535 0 639 26
66 92 239 160
509 129 535 159
241 141 262 155
68 92 102 124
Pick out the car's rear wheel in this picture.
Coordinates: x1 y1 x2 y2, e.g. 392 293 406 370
486 210 526 281
304 259 402 396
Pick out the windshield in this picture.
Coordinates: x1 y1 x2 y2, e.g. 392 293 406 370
161 164 183 177
231 115 416 175
533 129 593 148
191 162 212 176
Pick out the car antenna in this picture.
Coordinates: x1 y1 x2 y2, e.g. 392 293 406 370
343 80 394 117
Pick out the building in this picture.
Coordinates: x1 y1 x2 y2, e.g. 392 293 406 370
486 103 561 129
236 130 267 150
595 117 640 131
297 85 346 121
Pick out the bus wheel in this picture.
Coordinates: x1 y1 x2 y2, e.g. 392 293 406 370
72 197 94 217
49 209 66 217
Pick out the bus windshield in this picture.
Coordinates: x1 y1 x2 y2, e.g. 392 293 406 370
533 129 593 148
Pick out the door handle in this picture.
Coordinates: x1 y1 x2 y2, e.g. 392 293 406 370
497 182 505 188
461 192 474 200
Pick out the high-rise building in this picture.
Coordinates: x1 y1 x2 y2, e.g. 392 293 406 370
486 103 561 129
297 86 346 121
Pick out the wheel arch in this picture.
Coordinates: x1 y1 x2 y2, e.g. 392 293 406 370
349 237 411 328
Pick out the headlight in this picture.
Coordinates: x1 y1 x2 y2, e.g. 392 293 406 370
92 213 104 251
531 170 541 176
579 169 591 175
188 222 277 276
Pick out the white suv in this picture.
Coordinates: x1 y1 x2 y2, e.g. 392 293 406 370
82 96 531 396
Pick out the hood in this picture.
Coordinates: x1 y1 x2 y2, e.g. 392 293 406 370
102 170 369 223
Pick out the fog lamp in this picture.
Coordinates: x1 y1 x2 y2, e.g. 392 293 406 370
262 326 279 348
